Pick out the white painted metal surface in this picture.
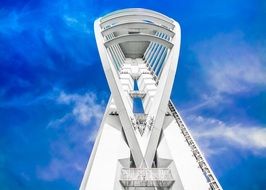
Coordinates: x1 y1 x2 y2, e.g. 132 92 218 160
80 8 223 190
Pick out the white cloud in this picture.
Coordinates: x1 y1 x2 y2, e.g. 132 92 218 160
57 91 104 126
63 14 92 34
37 157 85 182
181 93 224 114
185 115 266 157
184 32 266 158
39 91 106 182
180 32 266 127
193 32 266 95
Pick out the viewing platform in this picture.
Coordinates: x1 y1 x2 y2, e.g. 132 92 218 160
120 168 175 188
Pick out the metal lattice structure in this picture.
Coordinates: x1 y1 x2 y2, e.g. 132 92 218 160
80 8 222 190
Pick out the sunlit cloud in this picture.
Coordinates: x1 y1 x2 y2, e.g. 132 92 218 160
185 115 266 157
192 32 266 95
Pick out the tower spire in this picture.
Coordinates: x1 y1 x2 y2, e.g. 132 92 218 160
80 8 222 190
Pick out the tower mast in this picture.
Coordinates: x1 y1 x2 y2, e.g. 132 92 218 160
80 8 222 190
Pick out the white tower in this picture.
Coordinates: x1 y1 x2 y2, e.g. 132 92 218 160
80 8 222 190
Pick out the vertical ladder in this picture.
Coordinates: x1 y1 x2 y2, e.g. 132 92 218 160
168 100 222 190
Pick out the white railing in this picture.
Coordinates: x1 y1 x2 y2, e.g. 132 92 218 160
129 90 146 98
120 168 174 187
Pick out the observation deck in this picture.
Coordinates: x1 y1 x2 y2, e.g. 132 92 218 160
120 168 174 188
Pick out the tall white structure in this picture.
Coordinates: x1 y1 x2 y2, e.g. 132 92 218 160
80 8 222 190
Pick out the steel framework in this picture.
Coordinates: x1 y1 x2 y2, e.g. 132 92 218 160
80 8 222 190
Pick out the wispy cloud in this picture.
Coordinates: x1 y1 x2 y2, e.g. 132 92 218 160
186 115 266 157
39 91 105 182
57 91 104 126
193 32 266 95
181 31 266 127
63 14 93 34
0 1 96 70
37 158 83 182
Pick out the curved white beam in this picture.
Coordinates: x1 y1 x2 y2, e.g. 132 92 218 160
100 8 173 25
104 33 173 49
100 14 175 30
144 21 181 167
94 18 145 167
101 21 175 37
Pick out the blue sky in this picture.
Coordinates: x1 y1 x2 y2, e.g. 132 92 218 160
0 0 266 189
